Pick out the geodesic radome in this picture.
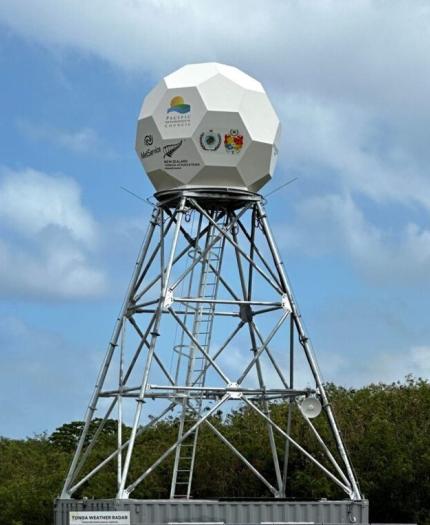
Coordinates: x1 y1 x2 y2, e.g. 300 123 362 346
136 63 281 193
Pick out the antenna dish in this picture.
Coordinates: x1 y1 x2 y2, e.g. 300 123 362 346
299 396 322 419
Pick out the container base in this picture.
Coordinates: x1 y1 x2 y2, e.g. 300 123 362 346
54 498 369 525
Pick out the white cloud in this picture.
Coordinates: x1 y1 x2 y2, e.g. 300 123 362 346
1 1 430 111
16 120 106 155
0 237 105 299
278 192 430 286
0 167 96 244
278 94 430 210
0 168 106 299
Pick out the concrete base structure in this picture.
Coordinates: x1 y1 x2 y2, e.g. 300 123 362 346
54 498 369 524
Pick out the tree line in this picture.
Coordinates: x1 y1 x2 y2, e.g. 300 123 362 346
0 378 429 525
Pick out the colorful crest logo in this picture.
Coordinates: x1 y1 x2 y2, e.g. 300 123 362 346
224 129 244 154
167 96 191 114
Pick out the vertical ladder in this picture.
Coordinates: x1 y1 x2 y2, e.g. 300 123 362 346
170 220 225 498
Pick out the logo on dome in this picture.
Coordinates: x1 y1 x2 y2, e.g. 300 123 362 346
140 145 161 159
165 95 191 128
167 96 191 114
163 140 183 158
200 131 222 151
224 129 244 154
144 134 153 146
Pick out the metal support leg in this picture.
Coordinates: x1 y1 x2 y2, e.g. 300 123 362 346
117 198 187 498
231 211 283 495
256 201 362 501
60 207 161 498
281 314 295 495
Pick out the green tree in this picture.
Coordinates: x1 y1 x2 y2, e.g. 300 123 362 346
1 379 429 524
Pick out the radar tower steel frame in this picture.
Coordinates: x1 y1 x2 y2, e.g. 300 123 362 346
60 189 361 502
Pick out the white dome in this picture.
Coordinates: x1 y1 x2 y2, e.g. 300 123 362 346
136 62 281 193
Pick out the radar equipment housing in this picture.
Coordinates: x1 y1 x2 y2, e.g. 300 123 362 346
136 62 280 194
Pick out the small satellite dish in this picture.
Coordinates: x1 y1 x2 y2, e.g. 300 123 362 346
299 396 322 419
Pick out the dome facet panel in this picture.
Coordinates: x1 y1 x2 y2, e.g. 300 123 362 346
136 62 281 193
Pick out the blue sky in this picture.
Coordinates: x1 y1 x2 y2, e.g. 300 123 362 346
1 0 429 438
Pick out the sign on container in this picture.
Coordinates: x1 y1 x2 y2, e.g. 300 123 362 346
69 511 130 525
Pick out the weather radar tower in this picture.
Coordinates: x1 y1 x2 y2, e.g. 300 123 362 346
56 63 368 525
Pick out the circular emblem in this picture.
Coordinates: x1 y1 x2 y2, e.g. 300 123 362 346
199 131 221 151
144 134 154 146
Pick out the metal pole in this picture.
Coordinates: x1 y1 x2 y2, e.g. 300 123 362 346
117 316 125 491
256 201 362 500
243 397 352 496
237 311 290 385
60 206 161 498
281 314 294 495
67 402 176 495
191 320 245 387
190 199 283 294
232 210 283 495
203 416 278 496
125 394 230 496
235 215 283 289
169 202 251 293
169 308 231 384
134 217 214 302
128 316 175 385
251 321 290 390
117 198 186 498
301 412 351 488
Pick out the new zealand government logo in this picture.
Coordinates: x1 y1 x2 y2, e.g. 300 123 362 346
163 140 183 158
199 130 222 151
224 129 244 154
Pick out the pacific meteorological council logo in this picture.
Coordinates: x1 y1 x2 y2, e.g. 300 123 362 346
167 96 191 114
165 95 191 128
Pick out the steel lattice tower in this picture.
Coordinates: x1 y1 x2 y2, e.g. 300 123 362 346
60 189 361 501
